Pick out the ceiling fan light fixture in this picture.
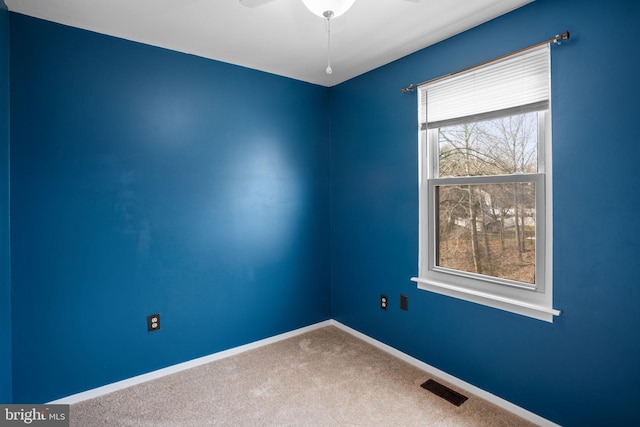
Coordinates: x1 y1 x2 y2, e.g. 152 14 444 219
301 0 356 18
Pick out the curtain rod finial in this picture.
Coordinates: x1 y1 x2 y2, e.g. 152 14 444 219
401 84 416 94
554 31 570 45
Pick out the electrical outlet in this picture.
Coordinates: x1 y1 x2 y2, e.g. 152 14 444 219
147 313 160 332
380 295 388 310
400 294 409 311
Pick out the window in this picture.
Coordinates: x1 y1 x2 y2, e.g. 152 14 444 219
411 45 560 322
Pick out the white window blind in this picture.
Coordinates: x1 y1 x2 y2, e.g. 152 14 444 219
419 45 550 127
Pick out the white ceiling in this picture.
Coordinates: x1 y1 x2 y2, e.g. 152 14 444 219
5 0 533 87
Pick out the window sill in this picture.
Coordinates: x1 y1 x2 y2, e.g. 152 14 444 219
411 277 560 323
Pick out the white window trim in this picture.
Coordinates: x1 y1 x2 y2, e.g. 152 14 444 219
410 276 560 322
412 48 560 322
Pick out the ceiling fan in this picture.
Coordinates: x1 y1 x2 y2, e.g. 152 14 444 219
239 0 422 75
240 0 421 8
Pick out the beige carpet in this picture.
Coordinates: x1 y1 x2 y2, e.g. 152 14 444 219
70 326 538 426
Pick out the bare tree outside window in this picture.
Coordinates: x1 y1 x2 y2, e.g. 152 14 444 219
435 112 538 285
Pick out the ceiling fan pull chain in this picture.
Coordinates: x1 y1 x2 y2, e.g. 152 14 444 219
324 11 334 74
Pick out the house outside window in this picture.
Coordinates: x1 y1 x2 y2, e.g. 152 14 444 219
412 45 560 322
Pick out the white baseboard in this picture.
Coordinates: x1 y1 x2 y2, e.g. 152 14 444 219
329 320 559 427
49 318 558 427
48 320 332 405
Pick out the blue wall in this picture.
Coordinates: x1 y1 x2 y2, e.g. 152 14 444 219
0 0 11 405
330 0 640 425
9 14 331 403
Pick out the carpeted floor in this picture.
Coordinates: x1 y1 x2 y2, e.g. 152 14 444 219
70 326 538 426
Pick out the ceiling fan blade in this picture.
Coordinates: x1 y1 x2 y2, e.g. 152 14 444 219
239 0 277 7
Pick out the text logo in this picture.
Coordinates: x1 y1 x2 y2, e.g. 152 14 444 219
0 405 69 427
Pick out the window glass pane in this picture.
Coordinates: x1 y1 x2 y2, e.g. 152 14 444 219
437 112 539 178
435 182 536 285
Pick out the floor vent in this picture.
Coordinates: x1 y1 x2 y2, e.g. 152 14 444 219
421 379 468 406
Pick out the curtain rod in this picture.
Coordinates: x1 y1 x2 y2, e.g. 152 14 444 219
400 31 570 94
